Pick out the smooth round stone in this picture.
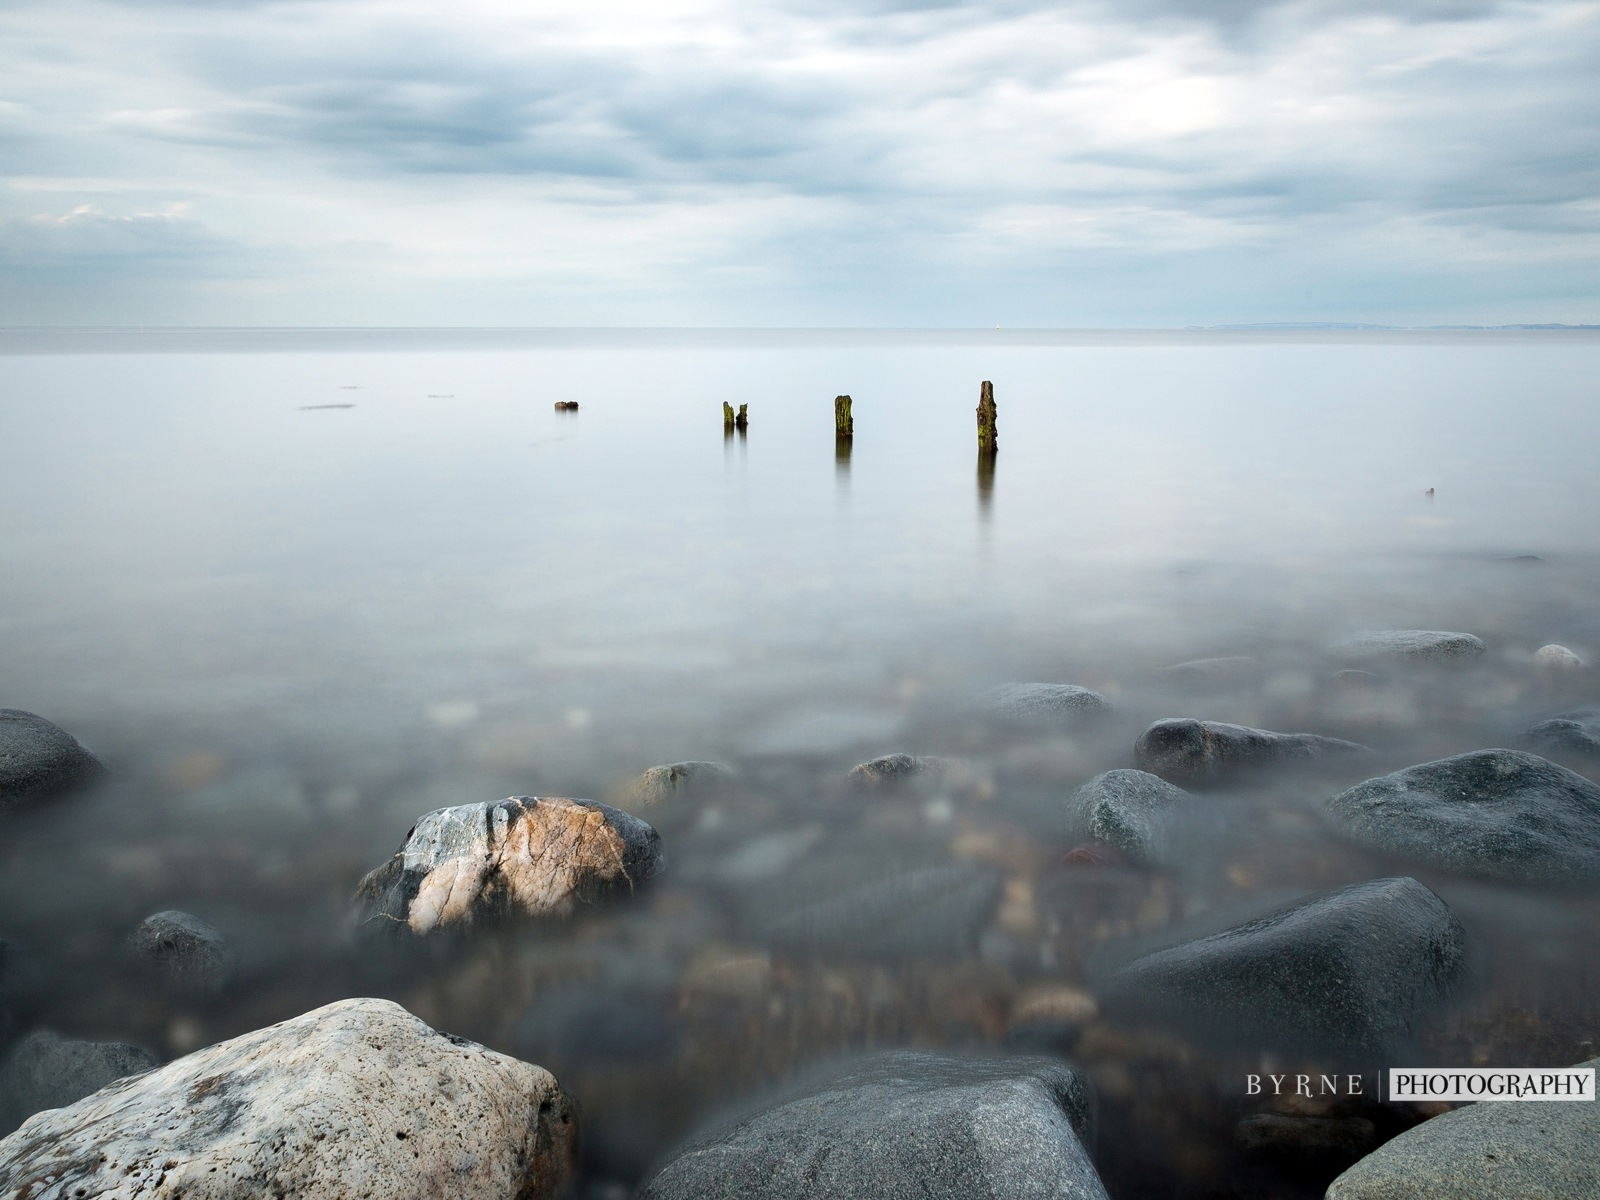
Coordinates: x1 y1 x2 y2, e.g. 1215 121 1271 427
1533 643 1585 672
0 709 103 807
1326 749 1600 885
1526 708 1600 758
1134 718 1367 785
1329 631 1486 665
1070 768 1190 860
978 683 1110 726
126 910 237 994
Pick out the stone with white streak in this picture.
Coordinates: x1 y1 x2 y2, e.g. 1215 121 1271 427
356 796 664 935
0 998 577 1200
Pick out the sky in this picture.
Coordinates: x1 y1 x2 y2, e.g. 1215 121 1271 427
2 0 1598 327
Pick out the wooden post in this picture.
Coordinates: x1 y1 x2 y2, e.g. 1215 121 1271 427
834 395 853 438
735 403 748 432
723 401 735 433
976 381 997 455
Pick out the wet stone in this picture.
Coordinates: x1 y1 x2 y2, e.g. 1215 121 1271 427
126 910 236 994
630 761 735 805
1102 877 1467 1058
0 709 103 808
1326 749 1600 885
1134 718 1367 785
846 753 947 789
0 1030 158 1137
1330 630 1486 666
1533 643 1585 672
355 796 664 935
1525 708 1600 758
0 998 577 1200
978 683 1111 727
1071 768 1191 861
1326 1057 1600 1199
639 1050 1107 1200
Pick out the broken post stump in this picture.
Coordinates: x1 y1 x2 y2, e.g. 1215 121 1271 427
736 403 749 432
835 395 854 438
723 401 736 432
977 381 998 455
554 401 579 412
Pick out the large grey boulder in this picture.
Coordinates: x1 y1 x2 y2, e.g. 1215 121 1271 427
978 683 1110 727
1102 877 1466 1057
0 998 576 1200
1526 707 1600 758
356 796 664 934
0 710 103 808
639 1050 1107 1200
1326 1057 1600 1199
1330 630 1486 665
1071 769 1190 860
1326 750 1600 885
1134 718 1367 785
0 1030 157 1136
126 910 236 994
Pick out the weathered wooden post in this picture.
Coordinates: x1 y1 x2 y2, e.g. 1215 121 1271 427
723 401 736 435
554 401 579 412
735 403 748 432
976 381 997 455
834 395 853 438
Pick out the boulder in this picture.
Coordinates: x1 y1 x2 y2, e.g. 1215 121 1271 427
0 710 103 808
978 683 1110 727
1326 750 1600 885
355 796 664 935
1102 877 1466 1057
1330 631 1485 666
1326 1057 1600 1199
639 1050 1107 1200
1134 718 1367 785
0 998 576 1200
0 1030 157 1136
126 910 236 994
630 761 734 805
1525 708 1600 758
1533 644 1585 673
1070 769 1190 860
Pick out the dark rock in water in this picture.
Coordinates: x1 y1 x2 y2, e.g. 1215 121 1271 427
512 983 676 1070
0 709 103 808
1103 877 1466 1057
1327 750 1600 886
754 864 1000 959
0 998 577 1199
355 796 664 935
1071 769 1190 860
846 753 945 789
1236 1112 1378 1163
1326 1057 1600 1199
126 910 236 994
1330 630 1486 665
1526 707 1600 758
639 1050 1106 1200
0 1029 158 1136
978 683 1110 727
630 761 735 805
1134 718 1367 785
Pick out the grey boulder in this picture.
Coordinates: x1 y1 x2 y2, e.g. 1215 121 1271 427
1070 769 1190 860
1525 707 1600 758
1330 630 1486 665
0 1030 157 1137
1326 1057 1600 1199
639 1050 1107 1200
1102 877 1466 1057
0 998 576 1200
1326 749 1600 885
126 910 236 994
0 710 103 808
356 796 663 935
1134 718 1367 785
978 683 1110 727
630 761 735 805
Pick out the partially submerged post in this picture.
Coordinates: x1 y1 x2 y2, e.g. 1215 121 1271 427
735 404 748 433
723 402 736 435
834 395 853 439
554 401 579 412
976 381 998 455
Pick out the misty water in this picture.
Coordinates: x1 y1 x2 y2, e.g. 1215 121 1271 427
3 329 1599 1196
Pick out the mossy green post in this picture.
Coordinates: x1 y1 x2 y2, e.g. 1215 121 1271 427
723 401 736 432
736 403 749 431
977 381 998 455
834 395 853 438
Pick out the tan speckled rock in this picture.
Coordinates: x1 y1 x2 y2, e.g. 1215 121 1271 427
0 998 577 1200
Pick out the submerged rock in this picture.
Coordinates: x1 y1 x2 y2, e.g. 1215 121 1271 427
1525 708 1600 758
0 710 103 808
1134 718 1366 785
355 796 664 935
639 1050 1106 1200
978 683 1110 727
1327 1057 1600 1199
1161 656 1261 685
1330 630 1486 666
0 1030 157 1136
1071 769 1190 860
630 761 734 805
126 910 236 994
846 753 946 788
753 864 1000 959
1326 749 1600 885
0 998 576 1200
1533 643 1585 673
1103 877 1466 1057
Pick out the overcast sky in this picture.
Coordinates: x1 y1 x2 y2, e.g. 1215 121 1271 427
2 0 1597 326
